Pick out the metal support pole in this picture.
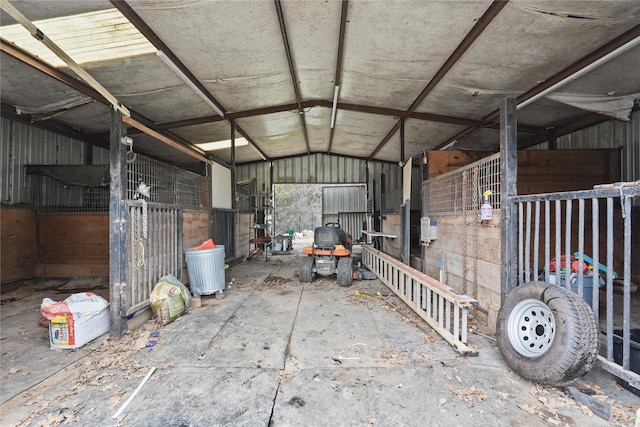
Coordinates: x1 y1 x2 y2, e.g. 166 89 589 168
400 117 405 165
109 109 128 339
401 201 410 264
500 97 518 301
231 119 237 210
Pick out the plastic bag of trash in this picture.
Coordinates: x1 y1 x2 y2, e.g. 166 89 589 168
150 274 192 326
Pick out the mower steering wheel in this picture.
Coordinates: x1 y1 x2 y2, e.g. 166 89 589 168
324 222 341 228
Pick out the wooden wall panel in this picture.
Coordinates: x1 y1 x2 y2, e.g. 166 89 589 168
426 151 487 179
1 205 37 283
427 149 619 191
517 149 619 195
183 210 210 250
35 213 109 277
235 212 253 260
182 210 210 283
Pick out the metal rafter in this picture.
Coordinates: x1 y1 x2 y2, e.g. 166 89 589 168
367 0 508 161
436 22 640 150
327 0 348 153
110 1 225 118
517 114 610 150
0 39 207 159
1 0 130 116
111 0 269 162
1 102 90 142
274 0 310 155
155 99 546 134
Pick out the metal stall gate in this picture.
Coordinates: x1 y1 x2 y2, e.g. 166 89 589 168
121 154 205 318
126 202 182 317
211 208 235 262
512 181 639 389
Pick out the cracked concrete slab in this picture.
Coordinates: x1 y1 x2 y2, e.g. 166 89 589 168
1 252 639 426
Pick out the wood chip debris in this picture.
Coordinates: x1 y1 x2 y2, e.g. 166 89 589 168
10 325 154 426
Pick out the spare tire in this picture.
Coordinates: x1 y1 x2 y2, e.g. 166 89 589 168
496 281 599 386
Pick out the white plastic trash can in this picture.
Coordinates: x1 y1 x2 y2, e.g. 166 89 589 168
185 245 225 296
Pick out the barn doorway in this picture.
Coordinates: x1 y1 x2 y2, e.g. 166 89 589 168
273 184 368 243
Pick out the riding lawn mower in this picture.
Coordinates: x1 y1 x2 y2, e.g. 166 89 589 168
299 222 353 287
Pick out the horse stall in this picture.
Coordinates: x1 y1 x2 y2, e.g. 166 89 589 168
1 155 211 332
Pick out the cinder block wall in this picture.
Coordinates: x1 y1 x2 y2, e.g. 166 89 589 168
422 214 501 334
381 212 401 260
378 210 501 334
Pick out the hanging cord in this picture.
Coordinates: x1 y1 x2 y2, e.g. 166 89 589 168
139 198 148 239
133 182 150 269
594 180 640 219
137 238 145 269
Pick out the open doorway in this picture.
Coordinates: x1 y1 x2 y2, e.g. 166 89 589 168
273 183 368 245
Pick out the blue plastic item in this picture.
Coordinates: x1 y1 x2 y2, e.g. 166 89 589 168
573 252 618 279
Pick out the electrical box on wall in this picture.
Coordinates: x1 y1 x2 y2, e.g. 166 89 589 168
420 217 437 245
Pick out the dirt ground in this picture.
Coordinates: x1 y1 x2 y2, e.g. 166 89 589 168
1 249 639 426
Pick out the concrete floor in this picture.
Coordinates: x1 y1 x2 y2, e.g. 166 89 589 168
1 246 639 426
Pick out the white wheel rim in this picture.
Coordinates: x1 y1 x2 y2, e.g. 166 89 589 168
507 299 556 357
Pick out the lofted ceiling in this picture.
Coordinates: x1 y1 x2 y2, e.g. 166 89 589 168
1 0 639 169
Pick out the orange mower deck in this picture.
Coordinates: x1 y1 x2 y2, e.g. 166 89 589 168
302 245 350 257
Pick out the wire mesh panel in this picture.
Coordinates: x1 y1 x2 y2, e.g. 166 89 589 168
27 154 207 213
423 153 501 217
28 174 110 213
127 155 207 210
211 208 235 261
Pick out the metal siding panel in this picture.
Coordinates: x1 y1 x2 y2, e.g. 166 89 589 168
92 145 110 164
322 185 366 214
1 118 12 202
1 118 95 204
267 154 367 184
627 110 640 183
338 212 367 241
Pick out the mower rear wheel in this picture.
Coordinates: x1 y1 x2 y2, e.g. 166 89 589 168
300 256 315 283
337 257 353 287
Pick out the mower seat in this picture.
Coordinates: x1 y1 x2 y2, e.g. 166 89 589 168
314 226 340 250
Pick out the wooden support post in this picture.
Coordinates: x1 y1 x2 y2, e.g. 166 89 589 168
500 97 518 301
109 109 128 339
